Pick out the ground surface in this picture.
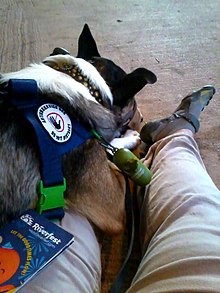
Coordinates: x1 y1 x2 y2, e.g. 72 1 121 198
1 1 219 292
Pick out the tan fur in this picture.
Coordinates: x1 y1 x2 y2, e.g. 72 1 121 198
65 143 126 234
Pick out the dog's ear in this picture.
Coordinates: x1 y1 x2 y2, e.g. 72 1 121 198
77 24 101 59
114 68 157 106
50 47 70 56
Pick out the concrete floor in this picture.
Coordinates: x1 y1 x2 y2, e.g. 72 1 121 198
1 0 220 291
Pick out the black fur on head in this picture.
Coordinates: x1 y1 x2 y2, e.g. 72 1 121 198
51 24 157 109
50 24 157 134
77 24 157 107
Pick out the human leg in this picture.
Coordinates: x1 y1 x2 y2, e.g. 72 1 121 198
127 86 220 293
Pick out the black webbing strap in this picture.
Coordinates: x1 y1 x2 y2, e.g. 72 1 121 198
108 177 137 293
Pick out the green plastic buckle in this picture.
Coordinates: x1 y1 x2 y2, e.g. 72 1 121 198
36 178 66 215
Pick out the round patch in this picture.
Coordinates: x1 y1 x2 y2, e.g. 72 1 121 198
37 103 72 143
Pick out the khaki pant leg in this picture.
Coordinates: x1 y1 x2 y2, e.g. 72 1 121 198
127 131 220 293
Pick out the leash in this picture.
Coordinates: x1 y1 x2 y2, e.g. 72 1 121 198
108 176 137 293
91 132 151 292
93 133 146 293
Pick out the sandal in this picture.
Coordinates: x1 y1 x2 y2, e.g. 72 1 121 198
140 85 216 144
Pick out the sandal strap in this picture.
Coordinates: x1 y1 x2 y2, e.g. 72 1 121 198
174 112 200 132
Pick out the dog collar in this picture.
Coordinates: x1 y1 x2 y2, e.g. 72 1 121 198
6 79 93 220
124 100 137 127
44 60 107 106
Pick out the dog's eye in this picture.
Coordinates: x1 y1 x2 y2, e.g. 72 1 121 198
140 117 144 122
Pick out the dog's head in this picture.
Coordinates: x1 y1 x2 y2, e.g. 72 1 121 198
49 24 157 134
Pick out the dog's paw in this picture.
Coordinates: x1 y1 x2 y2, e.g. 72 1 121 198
110 130 141 150
123 129 140 138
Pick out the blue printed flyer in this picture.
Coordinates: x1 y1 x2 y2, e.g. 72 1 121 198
0 209 74 292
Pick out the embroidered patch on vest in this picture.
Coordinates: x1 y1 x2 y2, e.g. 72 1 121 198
37 103 72 143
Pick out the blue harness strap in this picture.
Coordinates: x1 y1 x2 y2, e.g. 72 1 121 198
7 79 93 219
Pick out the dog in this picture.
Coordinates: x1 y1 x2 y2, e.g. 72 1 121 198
0 24 156 237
